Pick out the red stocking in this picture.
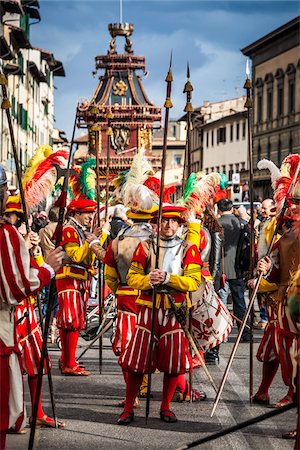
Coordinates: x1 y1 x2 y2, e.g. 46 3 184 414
124 373 143 413
28 376 44 419
65 331 79 368
122 369 128 385
161 374 178 412
177 374 188 394
59 329 66 366
256 361 279 396
0 433 6 450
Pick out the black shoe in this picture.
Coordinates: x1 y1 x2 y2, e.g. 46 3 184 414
117 411 134 425
205 347 219 365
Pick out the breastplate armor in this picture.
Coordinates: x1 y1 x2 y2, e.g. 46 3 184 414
200 226 211 263
115 223 153 284
150 236 185 275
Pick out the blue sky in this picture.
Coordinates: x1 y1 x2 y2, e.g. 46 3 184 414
31 1 299 139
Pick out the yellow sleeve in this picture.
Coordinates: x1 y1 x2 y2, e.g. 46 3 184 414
100 231 109 246
258 278 278 293
64 241 90 263
167 263 201 292
127 261 152 291
34 253 44 267
104 264 119 293
185 221 201 247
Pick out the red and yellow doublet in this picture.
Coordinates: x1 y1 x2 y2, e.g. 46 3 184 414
56 221 95 331
15 298 50 376
120 239 202 375
104 240 138 356
0 222 52 433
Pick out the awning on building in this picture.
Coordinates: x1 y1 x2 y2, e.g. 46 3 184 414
50 60 65 77
0 36 14 60
22 5 41 20
28 61 47 82
3 63 23 76
9 26 31 50
2 0 24 15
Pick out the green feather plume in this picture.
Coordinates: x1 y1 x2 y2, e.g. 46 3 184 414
183 173 197 201
79 158 96 200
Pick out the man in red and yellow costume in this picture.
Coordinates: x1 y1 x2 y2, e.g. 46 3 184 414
0 165 63 449
56 197 97 376
102 206 156 406
117 205 202 425
3 196 65 430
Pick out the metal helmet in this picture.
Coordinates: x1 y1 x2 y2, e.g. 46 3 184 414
0 164 7 187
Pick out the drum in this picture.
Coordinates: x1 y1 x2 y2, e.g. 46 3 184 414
191 279 233 350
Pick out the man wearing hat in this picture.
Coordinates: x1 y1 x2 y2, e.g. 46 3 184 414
118 205 202 425
0 165 63 447
56 197 97 376
3 195 65 430
92 205 156 407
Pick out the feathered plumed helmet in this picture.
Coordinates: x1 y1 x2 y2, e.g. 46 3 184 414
22 145 69 210
183 172 228 215
258 154 300 218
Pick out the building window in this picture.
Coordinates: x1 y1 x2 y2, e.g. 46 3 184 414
267 89 273 121
211 130 214 146
265 73 274 123
217 126 226 144
257 94 263 123
235 163 239 172
277 84 284 117
242 121 246 138
286 63 296 115
257 143 261 163
216 166 220 172
267 141 271 160
241 162 246 171
206 132 209 148
230 124 233 141
277 139 282 165
255 78 264 124
288 80 295 114
228 164 233 181
205 168 209 174
174 154 181 166
222 165 226 174
236 123 240 140
275 68 285 118
289 136 293 153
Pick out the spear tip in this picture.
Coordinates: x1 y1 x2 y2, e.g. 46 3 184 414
187 61 190 79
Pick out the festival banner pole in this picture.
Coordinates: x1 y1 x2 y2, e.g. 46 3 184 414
28 105 78 450
210 159 300 417
145 54 173 423
244 60 255 403
1 74 58 434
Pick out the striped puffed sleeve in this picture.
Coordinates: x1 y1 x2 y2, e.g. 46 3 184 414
0 224 52 306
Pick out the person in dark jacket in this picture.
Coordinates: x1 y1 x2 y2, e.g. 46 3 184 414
110 205 130 240
217 199 250 342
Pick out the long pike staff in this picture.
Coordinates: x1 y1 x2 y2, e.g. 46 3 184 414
182 62 193 191
0 74 57 435
93 123 103 373
211 158 300 417
244 60 255 403
28 106 78 450
183 63 194 402
145 54 173 423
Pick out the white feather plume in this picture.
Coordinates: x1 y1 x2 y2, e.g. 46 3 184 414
257 159 281 190
122 147 157 210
